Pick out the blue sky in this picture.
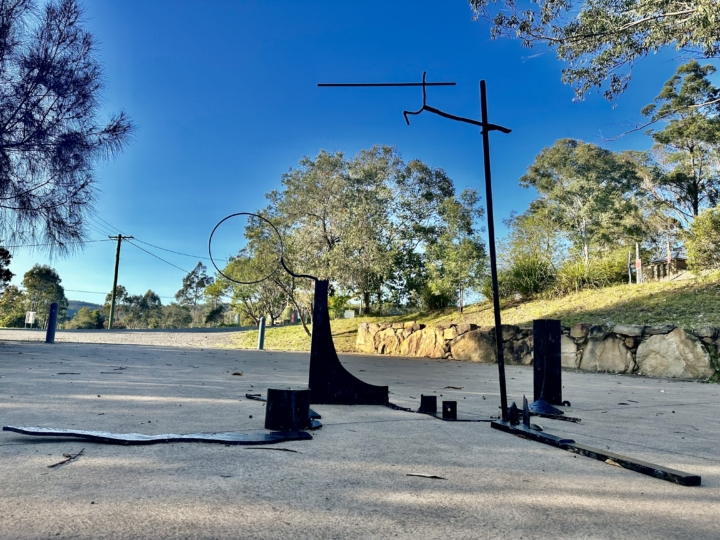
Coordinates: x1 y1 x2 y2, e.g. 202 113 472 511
8 0 717 304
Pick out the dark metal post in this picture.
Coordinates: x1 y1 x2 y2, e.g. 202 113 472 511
480 80 508 422
257 317 266 350
532 319 562 405
45 302 58 344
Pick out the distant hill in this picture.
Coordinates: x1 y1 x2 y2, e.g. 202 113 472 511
67 300 103 319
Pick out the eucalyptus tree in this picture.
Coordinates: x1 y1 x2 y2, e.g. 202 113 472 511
469 0 720 101
425 189 486 313
263 146 457 314
0 0 133 251
22 264 67 325
520 139 642 266
175 262 214 326
640 61 720 224
469 0 720 99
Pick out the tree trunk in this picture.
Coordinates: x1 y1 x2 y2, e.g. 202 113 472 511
458 284 464 313
288 295 311 337
362 291 371 315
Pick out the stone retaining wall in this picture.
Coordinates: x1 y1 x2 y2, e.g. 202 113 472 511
356 321 719 380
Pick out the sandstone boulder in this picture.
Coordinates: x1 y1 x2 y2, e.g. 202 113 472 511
613 324 645 337
399 327 444 358
505 336 533 365
455 323 477 336
443 326 458 341
587 325 607 340
696 326 717 339
356 323 377 354
449 329 496 363
375 328 401 355
580 337 633 373
646 324 675 335
501 325 519 342
636 329 715 379
570 323 591 339
561 335 578 368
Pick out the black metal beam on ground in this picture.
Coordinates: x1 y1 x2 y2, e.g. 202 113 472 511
490 421 701 486
3 426 313 446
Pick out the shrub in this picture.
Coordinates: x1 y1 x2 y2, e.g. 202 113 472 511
552 251 628 296
685 208 720 271
506 255 555 298
419 285 456 310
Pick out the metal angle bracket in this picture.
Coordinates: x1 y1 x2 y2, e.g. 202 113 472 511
490 421 701 487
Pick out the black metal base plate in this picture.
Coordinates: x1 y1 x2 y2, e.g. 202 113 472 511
3 426 313 446
490 421 701 486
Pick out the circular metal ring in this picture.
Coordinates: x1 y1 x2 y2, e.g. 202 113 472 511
208 212 284 285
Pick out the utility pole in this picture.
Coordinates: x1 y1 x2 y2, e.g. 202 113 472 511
108 234 133 330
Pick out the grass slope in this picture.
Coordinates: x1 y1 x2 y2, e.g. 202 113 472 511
231 274 720 353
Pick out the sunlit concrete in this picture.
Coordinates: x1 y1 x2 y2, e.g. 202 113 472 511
1 338 719 539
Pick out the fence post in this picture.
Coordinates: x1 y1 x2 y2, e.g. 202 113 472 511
45 302 58 344
257 317 266 350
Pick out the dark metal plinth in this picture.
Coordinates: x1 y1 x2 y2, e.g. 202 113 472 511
418 395 437 414
442 401 457 420
308 280 388 405
3 426 313 446
490 421 701 486
265 387 311 432
533 319 562 405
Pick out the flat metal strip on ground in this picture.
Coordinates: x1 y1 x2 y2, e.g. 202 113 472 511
3 426 312 445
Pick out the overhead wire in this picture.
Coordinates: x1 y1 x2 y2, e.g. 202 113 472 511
131 238 226 262
125 240 190 274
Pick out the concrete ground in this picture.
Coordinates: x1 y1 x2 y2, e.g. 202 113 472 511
0 337 719 539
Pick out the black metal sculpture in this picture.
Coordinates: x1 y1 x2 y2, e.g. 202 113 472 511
208 213 388 405
319 73 512 420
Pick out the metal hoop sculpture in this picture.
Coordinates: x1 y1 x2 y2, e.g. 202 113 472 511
208 212 284 285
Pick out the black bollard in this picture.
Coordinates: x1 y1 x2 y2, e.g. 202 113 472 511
532 319 562 405
45 302 58 344
442 401 457 420
418 395 437 414
264 387 311 432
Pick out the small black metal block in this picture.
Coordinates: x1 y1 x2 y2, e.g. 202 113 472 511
265 387 311 432
419 395 437 414
442 401 457 420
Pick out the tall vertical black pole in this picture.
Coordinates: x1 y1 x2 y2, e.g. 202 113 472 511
480 80 508 422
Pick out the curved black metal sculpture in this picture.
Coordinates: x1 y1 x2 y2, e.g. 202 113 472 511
209 213 389 406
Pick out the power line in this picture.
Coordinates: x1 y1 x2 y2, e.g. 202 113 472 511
92 215 124 234
126 240 190 274
132 238 227 262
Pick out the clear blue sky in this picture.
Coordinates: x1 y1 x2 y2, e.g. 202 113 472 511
8 0 717 304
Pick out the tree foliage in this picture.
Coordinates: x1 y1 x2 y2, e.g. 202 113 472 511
684 206 720 271
640 61 720 223
469 0 720 100
520 139 643 265
22 264 67 324
175 262 214 325
425 189 486 312
66 306 104 329
0 0 133 251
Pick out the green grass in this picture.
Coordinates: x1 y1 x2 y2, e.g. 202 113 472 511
230 273 720 352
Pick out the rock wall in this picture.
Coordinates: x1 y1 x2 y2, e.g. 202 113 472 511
356 321 719 380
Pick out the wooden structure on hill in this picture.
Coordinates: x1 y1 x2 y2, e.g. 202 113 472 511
643 250 688 281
